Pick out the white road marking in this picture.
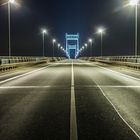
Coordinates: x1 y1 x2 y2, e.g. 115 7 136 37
0 85 140 89
70 60 78 140
94 64 140 81
96 83 140 139
0 64 56 85
0 85 71 89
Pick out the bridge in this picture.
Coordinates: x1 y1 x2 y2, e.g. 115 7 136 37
0 56 140 140
0 0 140 139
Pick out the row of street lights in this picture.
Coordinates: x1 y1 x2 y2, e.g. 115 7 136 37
77 27 105 58
41 29 66 57
78 0 139 58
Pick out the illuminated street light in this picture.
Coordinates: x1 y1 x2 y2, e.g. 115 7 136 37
58 43 60 47
0 0 20 56
97 27 105 57
88 38 93 43
52 39 56 57
129 0 139 6
128 0 139 56
85 43 88 47
42 29 47 57
9 0 15 4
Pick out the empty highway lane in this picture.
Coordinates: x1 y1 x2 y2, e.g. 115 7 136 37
0 60 139 140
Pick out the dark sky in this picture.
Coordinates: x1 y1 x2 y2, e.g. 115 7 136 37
0 0 140 56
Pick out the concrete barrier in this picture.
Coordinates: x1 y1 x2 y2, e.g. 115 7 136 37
0 56 65 72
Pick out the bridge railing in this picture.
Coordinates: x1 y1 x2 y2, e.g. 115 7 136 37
94 56 140 63
0 57 65 72
81 56 140 69
0 56 65 65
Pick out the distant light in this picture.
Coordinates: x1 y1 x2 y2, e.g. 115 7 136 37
85 43 87 47
88 38 93 43
9 0 15 4
129 0 139 6
53 39 56 43
58 43 61 47
42 29 47 34
98 28 104 34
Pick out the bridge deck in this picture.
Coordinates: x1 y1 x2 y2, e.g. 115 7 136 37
0 60 140 140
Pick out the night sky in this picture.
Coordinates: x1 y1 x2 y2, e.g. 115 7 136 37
0 0 140 56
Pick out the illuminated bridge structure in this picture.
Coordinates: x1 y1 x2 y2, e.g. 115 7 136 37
65 33 80 58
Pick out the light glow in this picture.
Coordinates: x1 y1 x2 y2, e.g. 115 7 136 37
88 38 93 43
85 43 87 47
58 44 60 47
9 0 15 4
98 28 104 34
42 29 47 34
129 0 139 6
53 39 56 43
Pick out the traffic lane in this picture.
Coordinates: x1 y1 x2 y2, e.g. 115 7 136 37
75 87 139 140
73 64 132 86
85 60 140 80
0 59 69 83
0 64 71 87
0 87 70 140
0 62 72 140
73 63 140 140
0 63 51 82
78 63 140 134
101 86 140 134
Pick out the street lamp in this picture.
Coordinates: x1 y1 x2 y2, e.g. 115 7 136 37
57 43 60 57
88 38 93 57
97 28 105 57
129 0 139 56
8 0 16 56
52 39 56 57
42 29 47 57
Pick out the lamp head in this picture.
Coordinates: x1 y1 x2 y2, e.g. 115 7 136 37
53 39 56 43
129 0 139 6
42 29 47 34
9 0 15 4
88 38 93 43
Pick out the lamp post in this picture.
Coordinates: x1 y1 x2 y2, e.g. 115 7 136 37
8 0 16 56
88 38 93 57
57 43 60 57
84 43 88 56
52 39 56 57
129 0 139 56
98 28 105 57
42 29 47 57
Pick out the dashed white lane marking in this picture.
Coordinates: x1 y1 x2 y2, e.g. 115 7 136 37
70 60 78 140
96 83 140 139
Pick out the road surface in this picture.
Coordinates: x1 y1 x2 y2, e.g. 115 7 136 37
0 59 140 140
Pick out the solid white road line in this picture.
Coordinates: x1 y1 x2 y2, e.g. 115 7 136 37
70 61 78 140
0 85 140 89
0 64 56 85
96 83 140 139
95 64 140 81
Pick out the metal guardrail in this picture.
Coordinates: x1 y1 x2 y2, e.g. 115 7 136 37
95 56 140 63
0 57 65 72
80 56 140 69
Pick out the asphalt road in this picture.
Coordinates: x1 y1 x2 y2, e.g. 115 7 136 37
0 59 140 140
